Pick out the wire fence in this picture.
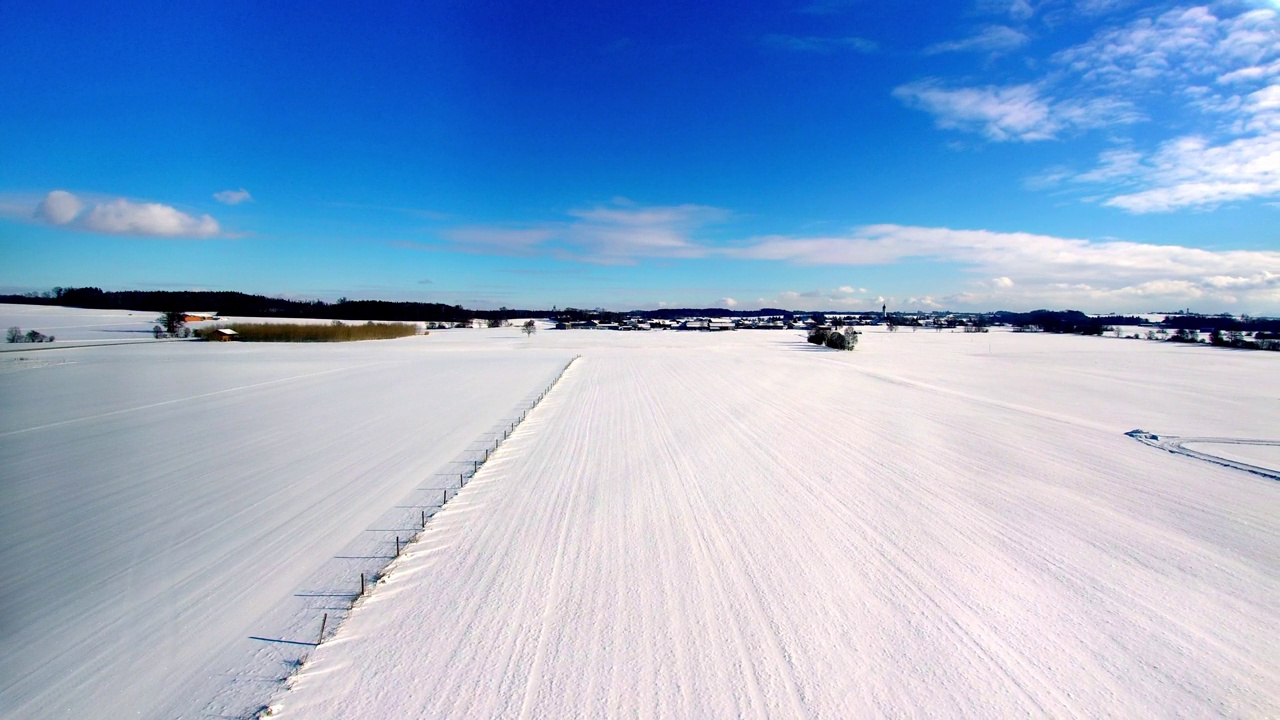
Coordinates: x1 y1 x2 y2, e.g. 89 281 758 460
312 354 582 645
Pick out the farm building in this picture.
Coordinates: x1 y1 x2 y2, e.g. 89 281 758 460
208 328 238 341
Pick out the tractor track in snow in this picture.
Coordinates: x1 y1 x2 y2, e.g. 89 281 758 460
1127 430 1280 481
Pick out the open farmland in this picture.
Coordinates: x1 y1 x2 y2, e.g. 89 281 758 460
275 327 1279 718
0 307 576 718
2 307 1278 718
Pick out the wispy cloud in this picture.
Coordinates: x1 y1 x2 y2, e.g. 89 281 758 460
213 188 252 205
924 25 1030 55
1051 6 1280 211
797 0 862 16
21 190 221 238
1052 6 1278 88
428 201 729 264
761 34 878 53
892 80 1139 141
1098 133 1280 212
976 0 1035 22
437 227 558 256
904 4 1280 211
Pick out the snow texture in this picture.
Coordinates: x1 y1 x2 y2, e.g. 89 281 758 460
275 327 1279 718
2 306 1277 718
0 307 575 718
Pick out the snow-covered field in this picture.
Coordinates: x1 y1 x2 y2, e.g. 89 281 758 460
2 306 1277 718
274 326 1278 718
0 304 171 345
0 306 575 718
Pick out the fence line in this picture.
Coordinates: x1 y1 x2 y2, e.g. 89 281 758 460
313 354 581 645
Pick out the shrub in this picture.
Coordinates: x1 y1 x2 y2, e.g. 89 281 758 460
196 322 418 342
820 327 859 351
807 327 830 345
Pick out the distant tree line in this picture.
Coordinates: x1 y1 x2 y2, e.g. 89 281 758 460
991 310 1131 335
1158 314 1280 333
6 288 1277 337
1 287 489 323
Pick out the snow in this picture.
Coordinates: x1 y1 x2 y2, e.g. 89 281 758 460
274 327 1279 718
1180 443 1280 472
0 305 165 345
2 307 1277 718
0 308 576 718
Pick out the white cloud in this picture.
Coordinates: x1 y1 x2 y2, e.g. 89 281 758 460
924 26 1030 55
761 287 882 310
732 223 1280 308
213 188 252 205
26 190 221 238
892 80 1139 141
81 199 220 238
34 190 83 225
721 297 739 307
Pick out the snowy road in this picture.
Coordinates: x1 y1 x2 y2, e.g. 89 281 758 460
278 332 1280 718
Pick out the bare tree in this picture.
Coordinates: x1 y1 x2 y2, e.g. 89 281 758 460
522 320 537 337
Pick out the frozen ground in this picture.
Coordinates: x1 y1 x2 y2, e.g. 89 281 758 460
2 308 1277 718
0 306 575 718
274 326 1279 718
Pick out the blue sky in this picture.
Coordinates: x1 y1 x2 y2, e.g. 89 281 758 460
2 0 1278 313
